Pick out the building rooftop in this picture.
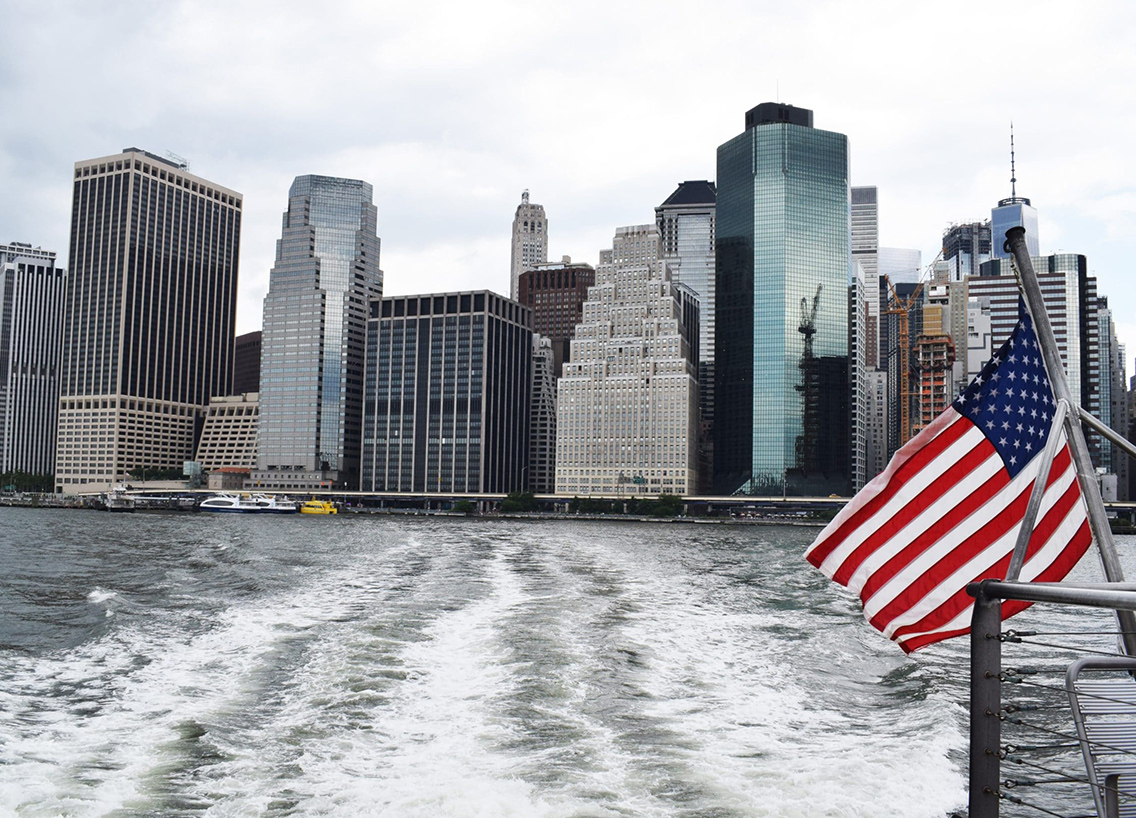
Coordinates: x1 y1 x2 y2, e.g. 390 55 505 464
660 180 717 207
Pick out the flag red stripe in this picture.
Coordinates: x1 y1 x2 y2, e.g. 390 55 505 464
886 475 1084 641
896 519 1090 653
831 436 995 585
805 413 971 568
862 444 1072 615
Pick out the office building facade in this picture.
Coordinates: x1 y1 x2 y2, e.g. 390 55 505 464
0 243 66 476
55 149 241 492
851 186 879 369
233 330 261 394
510 191 547 300
529 335 556 493
252 175 382 491
556 225 699 497
972 253 1102 465
656 180 717 491
517 257 595 377
943 221 991 280
714 102 851 496
194 392 259 472
361 291 531 493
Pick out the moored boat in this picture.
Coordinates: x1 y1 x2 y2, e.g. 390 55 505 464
300 499 337 515
199 493 298 514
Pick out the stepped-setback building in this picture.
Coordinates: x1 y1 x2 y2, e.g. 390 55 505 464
555 225 699 497
55 149 242 492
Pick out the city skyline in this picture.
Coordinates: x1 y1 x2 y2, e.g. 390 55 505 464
3 2 1135 363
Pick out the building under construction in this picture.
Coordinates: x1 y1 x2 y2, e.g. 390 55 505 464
913 303 955 436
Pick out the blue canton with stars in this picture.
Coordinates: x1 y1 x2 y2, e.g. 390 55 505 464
951 300 1057 479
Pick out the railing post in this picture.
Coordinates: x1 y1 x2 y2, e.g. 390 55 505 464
970 584 1003 818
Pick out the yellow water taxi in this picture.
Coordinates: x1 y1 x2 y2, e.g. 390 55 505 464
300 499 338 515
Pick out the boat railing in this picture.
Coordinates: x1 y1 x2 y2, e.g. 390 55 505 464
967 579 1136 818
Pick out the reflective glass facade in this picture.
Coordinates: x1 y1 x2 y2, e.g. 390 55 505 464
714 104 851 496
254 176 382 490
991 197 1039 259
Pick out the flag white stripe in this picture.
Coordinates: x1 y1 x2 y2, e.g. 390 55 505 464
807 410 965 562
881 457 1081 639
860 443 1051 618
815 419 985 577
848 450 1005 598
893 491 1088 649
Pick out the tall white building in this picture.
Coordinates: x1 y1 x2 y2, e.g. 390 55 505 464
0 243 65 477
555 225 699 496
851 186 879 369
510 190 547 300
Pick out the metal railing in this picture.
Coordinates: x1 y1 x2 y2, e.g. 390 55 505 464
967 580 1136 817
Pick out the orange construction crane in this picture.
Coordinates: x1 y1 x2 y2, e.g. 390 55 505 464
884 275 924 447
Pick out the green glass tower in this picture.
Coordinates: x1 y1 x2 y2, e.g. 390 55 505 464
713 103 851 497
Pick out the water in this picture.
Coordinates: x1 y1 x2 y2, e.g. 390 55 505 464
1 508 1123 817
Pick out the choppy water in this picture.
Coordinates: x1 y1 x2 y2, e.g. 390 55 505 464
1 508 1126 817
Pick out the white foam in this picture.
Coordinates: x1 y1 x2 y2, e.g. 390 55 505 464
0 521 969 816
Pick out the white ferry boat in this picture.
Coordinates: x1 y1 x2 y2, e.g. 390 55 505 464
199 493 298 514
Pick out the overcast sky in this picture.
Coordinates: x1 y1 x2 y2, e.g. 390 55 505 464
4 0 1135 367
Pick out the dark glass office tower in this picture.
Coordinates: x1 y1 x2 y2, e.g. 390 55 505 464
252 176 382 491
55 149 242 492
1 243 65 477
714 103 851 497
360 291 532 493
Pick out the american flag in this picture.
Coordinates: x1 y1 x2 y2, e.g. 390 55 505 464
805 302 1091 652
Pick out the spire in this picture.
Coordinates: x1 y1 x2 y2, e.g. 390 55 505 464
1010 123 1017 199
522 189 529 205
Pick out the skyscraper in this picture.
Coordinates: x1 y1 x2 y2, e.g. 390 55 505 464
360 291 532 493
0 243 65 477
991 132 1039 259
714 103 851 497
55 149 241 492
943 220 991 279
510 190 547 300
529 335 556 494
972 253 1101 464
656 180 716 491
851 186 879 368
555 225 699 497
517 257 595 377
251 175 382 492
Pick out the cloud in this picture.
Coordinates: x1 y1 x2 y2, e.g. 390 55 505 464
3 0 1136 374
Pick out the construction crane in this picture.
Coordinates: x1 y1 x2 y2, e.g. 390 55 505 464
884 251 946 446
798 284 822 360
884 275 924 448
796 284 823 474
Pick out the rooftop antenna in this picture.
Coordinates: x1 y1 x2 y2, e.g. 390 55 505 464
165 150 189 171
1009 123 1017 199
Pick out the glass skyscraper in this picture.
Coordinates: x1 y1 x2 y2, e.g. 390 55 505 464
252 175 382 491
714 103 851 497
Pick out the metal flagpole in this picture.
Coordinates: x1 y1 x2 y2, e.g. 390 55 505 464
1004 225 1136 655
1006 398 1069 582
